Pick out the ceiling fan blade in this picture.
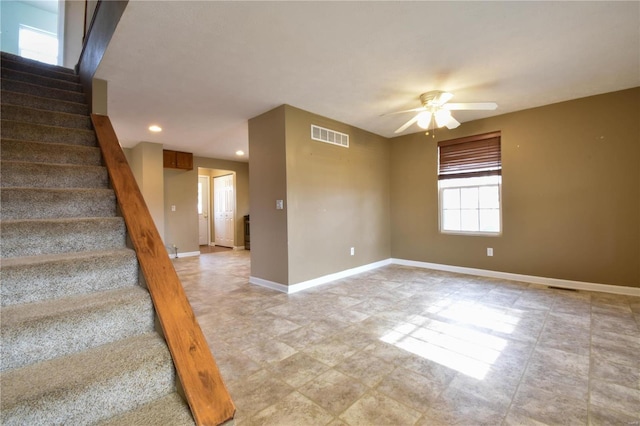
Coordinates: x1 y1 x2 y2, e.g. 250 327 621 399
445 116 461 129
443 102 497 110
394 114 420 133
381 106 426 116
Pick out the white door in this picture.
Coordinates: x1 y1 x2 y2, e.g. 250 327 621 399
214 174 235 248
198 176 210 245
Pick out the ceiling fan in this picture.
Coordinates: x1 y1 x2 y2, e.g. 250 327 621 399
386 90 498 134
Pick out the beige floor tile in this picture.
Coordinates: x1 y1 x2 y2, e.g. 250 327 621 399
589 379 640 418
301 337 359 367
339 390 422 426
298 369 368 416
226 369 294 419
247 391 334 426
511 382 588 425
243 340 298 365
420 385 508 425
268 352 331 388
588 403 640 426
334 350 396 387
375 366 445 413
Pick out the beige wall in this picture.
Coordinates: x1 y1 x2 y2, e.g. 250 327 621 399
390 88 639 288
62 0 84 69
284 106 391 284
124 142 165 240
248 105 391 286
248 106 289 285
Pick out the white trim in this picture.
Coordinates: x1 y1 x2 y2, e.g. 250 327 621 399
391 258 640 297
248 276 289 293
173 251 200 258
233 246 245 251
250 259 392 294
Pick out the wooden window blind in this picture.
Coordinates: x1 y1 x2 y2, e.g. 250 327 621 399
438 131 501 180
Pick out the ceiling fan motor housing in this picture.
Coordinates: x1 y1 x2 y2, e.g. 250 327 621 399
420 91 450 107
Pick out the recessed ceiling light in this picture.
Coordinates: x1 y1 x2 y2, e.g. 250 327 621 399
148 125 162 132
235 150 245 156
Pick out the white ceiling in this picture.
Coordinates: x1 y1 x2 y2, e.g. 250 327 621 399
95 1 640 162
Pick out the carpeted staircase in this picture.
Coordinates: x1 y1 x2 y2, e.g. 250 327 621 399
0 52 195 425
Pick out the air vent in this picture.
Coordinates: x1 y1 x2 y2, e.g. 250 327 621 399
311 125 349 148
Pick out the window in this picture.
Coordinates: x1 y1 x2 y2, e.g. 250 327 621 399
19 25 58 65
438 131 502 235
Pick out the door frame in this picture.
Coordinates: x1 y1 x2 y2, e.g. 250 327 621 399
198 175 211 246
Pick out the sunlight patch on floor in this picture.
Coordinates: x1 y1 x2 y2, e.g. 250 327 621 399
381 300 519 380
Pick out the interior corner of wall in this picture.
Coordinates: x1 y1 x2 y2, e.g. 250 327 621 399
92 78 108 115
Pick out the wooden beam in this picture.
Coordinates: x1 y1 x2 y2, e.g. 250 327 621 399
91 114 235 425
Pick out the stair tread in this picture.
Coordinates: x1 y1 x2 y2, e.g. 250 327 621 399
1 67 83 92
0 139 102 165
1 119 97 147
0 332 175 425
2 101 91 121
0 248 136 269
1 52 77 75
1 89 88 110
1 118 95 134
1 248 139 307
1 78 87 104
100 392 195 426
1 286 154 371
0 158 104 168
1 285 149 327
0 216 127 259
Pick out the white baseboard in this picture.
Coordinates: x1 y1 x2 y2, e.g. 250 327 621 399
391 258 640 297
250 258 392 294
233 246 245 251
248 276 289 293
168 251 200 259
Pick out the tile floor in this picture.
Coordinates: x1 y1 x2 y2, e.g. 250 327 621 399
173 251 640 426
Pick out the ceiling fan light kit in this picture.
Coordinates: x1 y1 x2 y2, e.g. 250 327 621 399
389 90 497 134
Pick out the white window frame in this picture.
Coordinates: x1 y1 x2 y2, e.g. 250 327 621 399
438 175 502 236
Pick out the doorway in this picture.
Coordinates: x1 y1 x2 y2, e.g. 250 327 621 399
213 174 235 248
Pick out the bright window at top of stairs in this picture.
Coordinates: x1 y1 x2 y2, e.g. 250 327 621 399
19 24 58 65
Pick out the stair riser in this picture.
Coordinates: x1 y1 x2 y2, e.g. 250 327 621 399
0 334 176 426
1 57 80 83
1 52 77 76
1 121 96 146
2 68 82 93
1 90 88 115
0 162 108 189
1 188 116 220
1 289 155 371
1 250 139 307
0 140 102 166
1 105 92 130
1 79 86 104
1 218 127 258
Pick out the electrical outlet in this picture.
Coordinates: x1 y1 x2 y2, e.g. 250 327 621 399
171 205 176 212
276 200 284 210
350 247 355 256
487 247 493 257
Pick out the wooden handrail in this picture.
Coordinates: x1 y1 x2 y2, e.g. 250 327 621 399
91 114 235 425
